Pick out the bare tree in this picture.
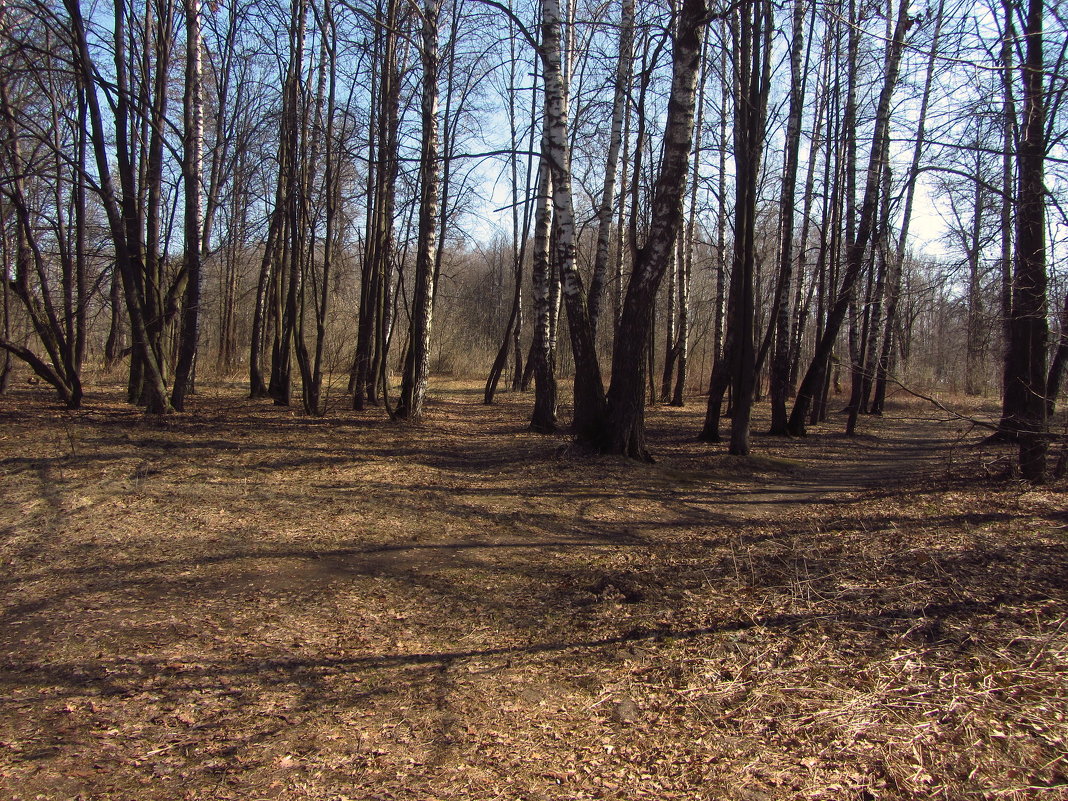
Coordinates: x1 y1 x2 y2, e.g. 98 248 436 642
397 0 442 419
172 0 204 410
787 0 913 436
66 0 175 413
1008 0 1049 480
603 0 711 458
768 0 807 434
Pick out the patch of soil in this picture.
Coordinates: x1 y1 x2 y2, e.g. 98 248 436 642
0 381 1065 800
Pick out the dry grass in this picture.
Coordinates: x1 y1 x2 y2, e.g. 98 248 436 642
0 379 1065 800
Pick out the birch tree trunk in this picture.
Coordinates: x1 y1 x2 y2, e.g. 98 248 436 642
540 0 606 440
670 27 709 408
604 0 710 458
588 0 634 338
398 0 441 420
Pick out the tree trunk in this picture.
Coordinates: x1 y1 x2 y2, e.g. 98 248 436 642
66 0 173 413
670 27 710 409
604 0 710 459
397 0 441 420
1046 290 1068 416
660 239 679 401
172 0 203 411
353 0 401 411
964 147 986 397
768 0 806 434
871 0 942 414
487 9 536 403
529 154 557 433
588 0 633 339
1011 0 1049 481
540 0 607 440
996 6 1022 437
727 0 772 456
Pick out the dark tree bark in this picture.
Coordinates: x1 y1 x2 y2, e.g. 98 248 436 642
603 0 710 459
1010 0 1049 481
768 0 806 434
1046 290 1068 416
529 154 558 433
171 0 203 411
352 0 402 411
0 59 85 407
726 0 772 455
303 0 339 416
67 0 173 413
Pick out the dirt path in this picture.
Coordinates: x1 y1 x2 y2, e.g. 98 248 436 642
705 415 965 516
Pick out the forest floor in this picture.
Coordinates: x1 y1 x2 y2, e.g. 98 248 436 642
0 377 1066 801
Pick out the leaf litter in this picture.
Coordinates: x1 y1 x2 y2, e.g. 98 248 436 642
0 380 1065 800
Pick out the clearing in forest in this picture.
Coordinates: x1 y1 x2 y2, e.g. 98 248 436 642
0 382 1065 800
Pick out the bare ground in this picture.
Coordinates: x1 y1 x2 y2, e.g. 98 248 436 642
0 380 1065 800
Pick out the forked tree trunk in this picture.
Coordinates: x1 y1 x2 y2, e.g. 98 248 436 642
604 0 710 459
66 0 173 413
0 56 83 406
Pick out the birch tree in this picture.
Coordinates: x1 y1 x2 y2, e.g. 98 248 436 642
603 0 711 458
397 0 442 419
540 0 606 440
